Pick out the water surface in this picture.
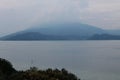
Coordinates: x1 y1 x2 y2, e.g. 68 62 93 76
0 41 120 80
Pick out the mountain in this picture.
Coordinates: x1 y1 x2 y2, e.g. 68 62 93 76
0 32 76 40
88 34 120 40
0 32 49 40
0 22 107 40
106 30 120 35
26 23 106 39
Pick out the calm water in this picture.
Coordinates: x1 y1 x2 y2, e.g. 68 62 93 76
0 41 120 80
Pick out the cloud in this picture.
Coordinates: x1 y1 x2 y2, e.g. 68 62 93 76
29 0 87 24
0 0 120 35
0 0 87 35
0 0 39 9
80 0 120 29
0 0 86 23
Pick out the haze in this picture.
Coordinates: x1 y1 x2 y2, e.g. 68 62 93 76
0 0 120 36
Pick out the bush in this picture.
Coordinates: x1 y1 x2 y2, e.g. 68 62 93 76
0 58 80 80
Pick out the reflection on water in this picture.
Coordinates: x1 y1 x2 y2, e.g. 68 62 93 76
0 41 120 80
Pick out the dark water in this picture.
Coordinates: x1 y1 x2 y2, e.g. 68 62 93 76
0 41 120 80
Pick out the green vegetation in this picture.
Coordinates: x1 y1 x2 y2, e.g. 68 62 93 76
0 58 80 80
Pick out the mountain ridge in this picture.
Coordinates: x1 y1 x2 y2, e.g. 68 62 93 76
25 23 106 39
88 34 120 40
1 22 120 40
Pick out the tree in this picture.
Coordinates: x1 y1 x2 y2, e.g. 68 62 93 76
0 58 80 80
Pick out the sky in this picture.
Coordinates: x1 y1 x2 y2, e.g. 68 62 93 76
0 0 120 35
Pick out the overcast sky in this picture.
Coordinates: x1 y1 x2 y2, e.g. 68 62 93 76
0 0 120 35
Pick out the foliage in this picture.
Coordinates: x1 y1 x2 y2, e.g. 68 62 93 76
9 67 80 80
0 58 80 80
0 58 16 80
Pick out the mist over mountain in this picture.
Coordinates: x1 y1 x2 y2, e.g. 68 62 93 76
106 30 120 35
26 23 106 39
0 32 72 40
0 32 49 40
1 22 120 40
88 34 120 40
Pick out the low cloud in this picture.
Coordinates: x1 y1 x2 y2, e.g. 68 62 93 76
80 0 120 29
0 0 119 35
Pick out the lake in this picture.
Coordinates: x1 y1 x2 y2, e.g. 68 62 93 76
0 41 120 80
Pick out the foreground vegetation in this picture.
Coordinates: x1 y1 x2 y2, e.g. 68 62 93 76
0 58 80 80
